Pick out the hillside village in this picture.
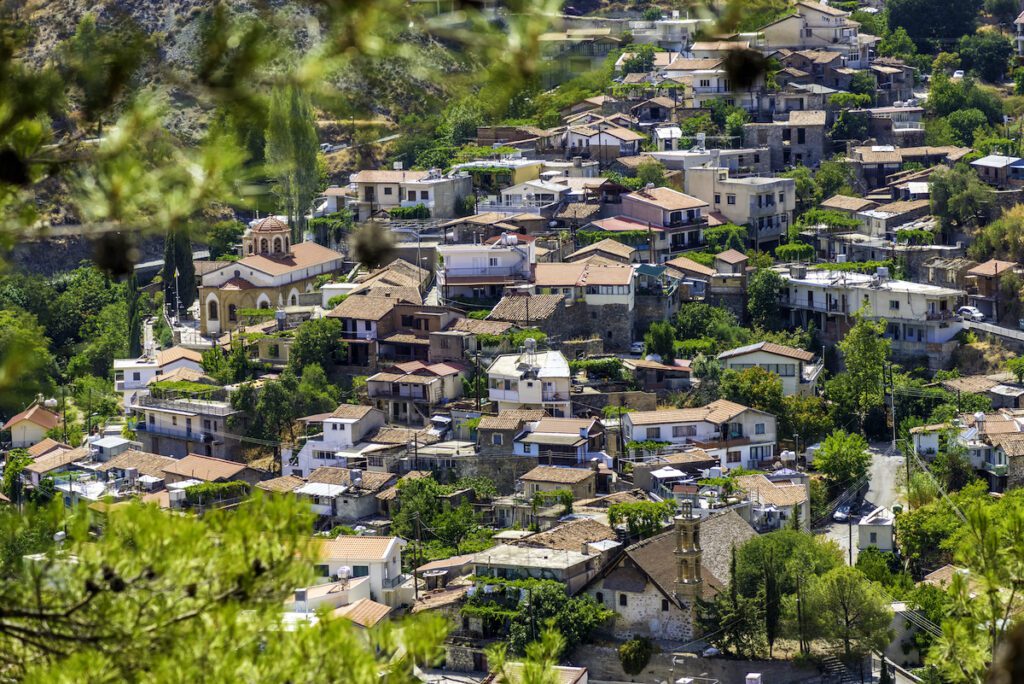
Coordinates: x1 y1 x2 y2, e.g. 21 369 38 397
6 0 1024 683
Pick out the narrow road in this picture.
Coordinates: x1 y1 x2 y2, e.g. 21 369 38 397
821 443 904 565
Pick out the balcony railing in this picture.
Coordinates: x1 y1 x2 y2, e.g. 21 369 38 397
489 389 520 402
368 388 435 402
442 266 529 278
542 392 569 402
136 395 236 417
137 422 215 443
381 574 409 589
340 330 375 341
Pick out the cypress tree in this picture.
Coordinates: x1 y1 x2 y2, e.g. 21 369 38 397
127 272 142 357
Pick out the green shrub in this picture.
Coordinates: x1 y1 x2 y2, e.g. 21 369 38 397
619 637 654 675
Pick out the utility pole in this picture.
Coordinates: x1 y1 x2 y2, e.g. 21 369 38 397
848 512 853 566
413 514 421 602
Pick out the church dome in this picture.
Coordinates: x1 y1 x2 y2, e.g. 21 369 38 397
251 216 289 233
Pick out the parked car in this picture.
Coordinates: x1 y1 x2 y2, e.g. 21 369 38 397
833 504 851 523
958 306 985 322
952 70 965 79
629 341 645 355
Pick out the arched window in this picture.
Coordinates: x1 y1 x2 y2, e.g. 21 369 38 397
595 592 604 605
234 270 241 278
259 300 270 310
228 304 237 322
247 243 253 254
273 237 282 253
208 300 219 320
260 238 268 253
284 237 290 250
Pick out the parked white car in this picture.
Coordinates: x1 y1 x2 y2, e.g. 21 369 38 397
629 341 645 355
833 504 851 523
958 306 985 322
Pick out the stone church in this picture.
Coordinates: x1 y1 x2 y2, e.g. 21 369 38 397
199 217 344 335
583 505 756 642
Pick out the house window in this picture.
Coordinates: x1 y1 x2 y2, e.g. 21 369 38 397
646 427 661 439
727 194 736 205
797 128 806 144
889 300 899 310
755 423 765 435
489 257 499 267
673 425 696 437
662 599 670 612
870 532 878 544
352 565 370 577
421 191 429 200
132 372 141 381
203 419 211 430
714 194 721 204
596 591 604 604
228 304 237 322
726 451 742 464
148 415 155 425
408 191 416 202
619 594 628 607
492 434 503 445
383 187 393 196
171 416 177 426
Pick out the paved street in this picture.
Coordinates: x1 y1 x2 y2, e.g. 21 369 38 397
821 442 905 565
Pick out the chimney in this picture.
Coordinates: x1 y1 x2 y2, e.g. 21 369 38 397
580 542 590 556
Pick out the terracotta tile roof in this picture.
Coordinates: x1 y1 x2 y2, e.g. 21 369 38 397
664 255 715 278
352 169 429 184
787 110 826 126
316 535 402 562
332 405 378 420
852 147 903 164
516 518 616 551
872 199 930 215
718 341 815 362
665 57 723 71
27 438 71 459
236 241 343 277
621 509 755 604
520 465 595 484
821 194 878 213
940 375 1002 395
534 417 598 435
333 597 393 628
589 216 655 232
3 404 61 431
735 474 807 507
352 285 422 304
326 295 399 321
576 488 652 508
161 454 250 482
600 126 646 142
715 249 748 265
798 0 847 17
369 427 439 446
478 410 547 431
626 399 753 426
25 446 90 474
257 475 306 493
450 318 514 335
990 434 1024 457
534 262 634 287
220 276 256 291
567 238 636 261
960 412 1020 436
967 259 1018 278
489 294 563 323
250 216 289 233
379 332 430 346
96 450 177 479
307 466 395 492
626 187 708 211
156 346 204 366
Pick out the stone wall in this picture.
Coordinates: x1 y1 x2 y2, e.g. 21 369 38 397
453 455 538 495
634 292 681 341
586 585 695 642
571 644 821 684
561 336 605 360
571 390 658 416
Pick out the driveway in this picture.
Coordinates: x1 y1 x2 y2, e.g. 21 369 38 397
820 442 904 565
